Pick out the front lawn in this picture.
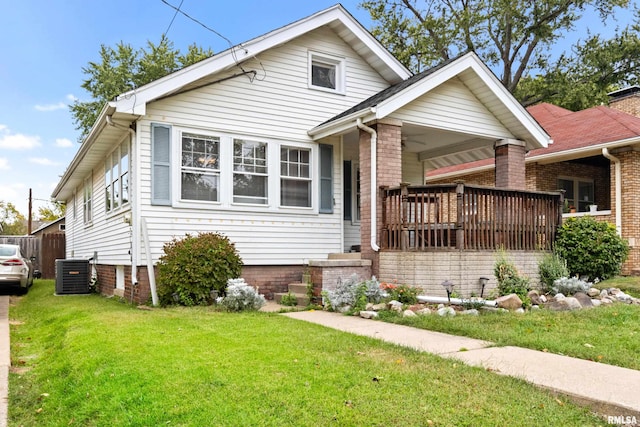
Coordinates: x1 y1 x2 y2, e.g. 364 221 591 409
8 280 603 426
377 281 640 370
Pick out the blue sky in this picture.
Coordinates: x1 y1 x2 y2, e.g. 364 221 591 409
0 0 635 219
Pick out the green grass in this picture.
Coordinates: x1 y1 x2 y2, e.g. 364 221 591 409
378 278 640 370
8 280 604 426
596 276 640 298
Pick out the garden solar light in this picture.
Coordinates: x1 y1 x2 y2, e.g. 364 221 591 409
441 280 454 303
479 276 490 298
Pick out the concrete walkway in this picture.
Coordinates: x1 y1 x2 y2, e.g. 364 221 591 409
283 310 640 420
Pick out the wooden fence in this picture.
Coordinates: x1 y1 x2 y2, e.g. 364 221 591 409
381 183 563 251
0 233 65 279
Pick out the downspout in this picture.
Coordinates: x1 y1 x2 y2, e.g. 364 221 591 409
107 115 138 287
356 118 380 252
602 148 622 236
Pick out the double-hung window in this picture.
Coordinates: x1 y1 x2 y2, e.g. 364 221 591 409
280 147 311 207
233 139 268 205
105 141 130 213
309 51 345 94
83 176 92 224
181 133 220 202
558 177 594 212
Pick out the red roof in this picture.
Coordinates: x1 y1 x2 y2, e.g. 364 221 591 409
427 103 640 177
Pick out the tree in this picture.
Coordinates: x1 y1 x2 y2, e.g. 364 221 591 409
515 25 640 109
37 201 66 222
70 36 213 140
360 0 629 93
0 201 26 235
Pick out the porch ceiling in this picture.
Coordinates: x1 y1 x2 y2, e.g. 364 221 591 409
343 123 496 170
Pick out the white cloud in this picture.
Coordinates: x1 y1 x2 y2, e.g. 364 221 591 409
55 138 73 148
34 102 66 112
66 94 78 102
29 157 60 166
0 157 9 170
0 126 41 150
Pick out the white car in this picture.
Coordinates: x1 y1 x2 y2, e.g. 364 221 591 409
0 244 34 294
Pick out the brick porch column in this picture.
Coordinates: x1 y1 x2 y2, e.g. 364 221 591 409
495 138 526 189
359 119 403 276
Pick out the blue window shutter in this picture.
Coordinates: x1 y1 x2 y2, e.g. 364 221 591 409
343 160 352 220
319 144 333 213
151 124 171 205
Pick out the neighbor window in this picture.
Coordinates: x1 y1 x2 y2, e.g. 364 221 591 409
280 147 311 207
233 139 268 204
558 177 594 212
83 176 92 224
105 141 130 213
181 133 220 202
309 52 345 93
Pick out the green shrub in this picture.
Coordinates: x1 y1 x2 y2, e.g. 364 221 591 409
494 249 530 298
156 232 243 306
219 280 265 311
280 292 298 306
538 251 569 293
555 216 629 281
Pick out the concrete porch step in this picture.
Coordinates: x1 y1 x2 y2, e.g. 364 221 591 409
287 282 309 295
328 253 362 260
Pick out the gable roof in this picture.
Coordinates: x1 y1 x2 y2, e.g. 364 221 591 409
426 102 640 179
309 51 551 153
52 4 411 201
114 4 411 116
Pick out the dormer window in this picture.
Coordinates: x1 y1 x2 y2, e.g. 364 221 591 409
309 51 345 94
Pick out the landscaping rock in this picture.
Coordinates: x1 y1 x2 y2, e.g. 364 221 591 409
539 294 547 303
587 287 601 297
514 308 525 314
460 309 479 316
600 289 609 299
547 299 578 312
564 297 582 310
615 292 633 303
359 311 379 319
591 299 602 307
371 303 387 311
496 294 523 310
601 297 614 305
388 300 403 312
554 293 566 300
416 307 432 316
403 309 417 317
530 305 540 311
527 290 543 306
573 292 593 308
437 307 456 317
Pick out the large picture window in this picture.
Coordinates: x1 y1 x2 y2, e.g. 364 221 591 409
280 147 311 207
105 141 130 213
181 133 220 202
233 139 268 204
558 177 594 212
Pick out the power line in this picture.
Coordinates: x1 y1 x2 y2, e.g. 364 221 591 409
160 0 234 48
163 0 184 37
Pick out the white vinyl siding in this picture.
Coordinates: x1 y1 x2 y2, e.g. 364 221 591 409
131 26 390 265
393 77 514 139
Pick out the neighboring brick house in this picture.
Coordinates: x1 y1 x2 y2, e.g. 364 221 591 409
427 87 640 275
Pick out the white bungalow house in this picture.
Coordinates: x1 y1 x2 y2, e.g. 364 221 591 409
52 4 556 304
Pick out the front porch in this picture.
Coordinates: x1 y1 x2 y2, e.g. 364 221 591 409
381 183 563 251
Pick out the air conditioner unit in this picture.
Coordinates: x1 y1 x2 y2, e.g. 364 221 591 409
55 259 90 294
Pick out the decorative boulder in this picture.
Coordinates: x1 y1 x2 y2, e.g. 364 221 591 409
587 288 601 297
403 309 417 317
359 311 379 319
496 294 523 310
460 309 479 316
371 303 387 311
527 290 543 306
388 300 403 312
437 307 456 317
416 307 432 316
573 292 594 308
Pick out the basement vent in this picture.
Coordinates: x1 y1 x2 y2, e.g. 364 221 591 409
55 259 90 294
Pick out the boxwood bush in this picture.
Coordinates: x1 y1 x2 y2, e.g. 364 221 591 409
555 216 629 281
157 232 243 306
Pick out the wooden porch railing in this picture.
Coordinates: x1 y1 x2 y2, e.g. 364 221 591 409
381 183 563 251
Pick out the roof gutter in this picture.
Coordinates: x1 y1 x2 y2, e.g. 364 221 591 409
356 118 380 252
602 148 622 236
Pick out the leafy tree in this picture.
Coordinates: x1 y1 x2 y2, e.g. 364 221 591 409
360 0 629 92
37 201 66 222
71 36 213 140
0 201 26 235
515 25 640 109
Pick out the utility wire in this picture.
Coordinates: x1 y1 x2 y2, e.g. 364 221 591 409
163 0 184 37
160 0 234 48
